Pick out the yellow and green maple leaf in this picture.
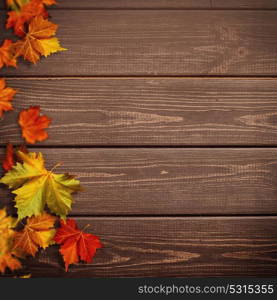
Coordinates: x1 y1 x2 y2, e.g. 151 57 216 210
0 151 82 220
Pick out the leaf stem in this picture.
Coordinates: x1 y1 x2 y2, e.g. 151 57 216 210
82 224 91 232
50 162 63 173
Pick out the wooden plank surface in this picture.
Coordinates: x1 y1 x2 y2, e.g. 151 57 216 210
1 10 277 76
1 0 277 279
2 78 277 146
0 0 211 9
1 0 277 9
4 217 277 277
1 148 277 215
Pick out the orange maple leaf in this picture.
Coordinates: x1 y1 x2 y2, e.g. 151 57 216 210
54 219 102 271
0 253 22 274
6 0 49 37
41 0 56 5
12 16 66 63
0 40 17 69
0 78 16 118
18 106 51 144
0 230 22 274
13 213 56 257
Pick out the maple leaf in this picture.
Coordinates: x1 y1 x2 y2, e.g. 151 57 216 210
2 143 15 172
13 213 56 256
7 0 54 10
0 40 17 69
0 229 22 273
0 208 22 274
18 273 31 278
0 208 17 232
6 0 49 37
0 151 82 220
2 143 28 172
54 219 102 271
12 16 66 63
43 0 56 5
6 0 29 10
0 78 16 118
7 0 56 10
40 0 57 6
18 106 51 144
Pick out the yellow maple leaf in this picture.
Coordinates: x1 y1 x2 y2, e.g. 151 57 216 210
13 16 66 64
40 37 65 57
13 213 56 256
0 209 22 274
0 208 17 232
0 151 82 220
19 273 31 278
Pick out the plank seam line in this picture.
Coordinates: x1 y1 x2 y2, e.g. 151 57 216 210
1 8 277 11
4 75 277 79
7 214 277 219
1 145 277 149
67 214 277 218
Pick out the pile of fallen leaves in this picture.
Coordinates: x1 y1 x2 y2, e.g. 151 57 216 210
4 0 66 64
0 0 102 276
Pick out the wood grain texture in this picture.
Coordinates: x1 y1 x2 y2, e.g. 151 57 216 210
2 78 277 146
1 10 277 76
1 1 277 279
1 148 277 215
2 217 276 277
0 0 211 9
1 0 277 9
211 0 277 9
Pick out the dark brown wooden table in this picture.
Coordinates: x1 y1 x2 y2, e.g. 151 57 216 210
1 0 277 277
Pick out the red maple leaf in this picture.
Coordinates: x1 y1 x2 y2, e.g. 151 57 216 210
2 143 28 172
54 219 102 271
2 143 14 172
